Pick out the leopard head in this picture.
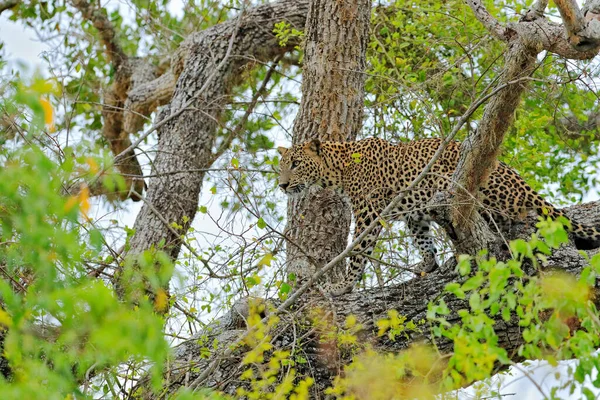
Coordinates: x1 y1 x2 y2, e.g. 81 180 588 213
277 139 325 195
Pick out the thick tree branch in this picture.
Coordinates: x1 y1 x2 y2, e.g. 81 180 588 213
99 59 158 201
450 40 538 245
555 0 585 40
71 0 148 200
555 0 600 51
466 0 600 59
123 0 309 279
142 200 600 398
124 71 175 133
450 1 600 256
464 0 509 41
510 16 600 60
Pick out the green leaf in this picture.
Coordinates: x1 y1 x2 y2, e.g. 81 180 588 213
457 255 471 276
257 218 267 229
279 282 291 295
445 282 465 299
469 292 481 311
461 274 484 292
258 253 274 267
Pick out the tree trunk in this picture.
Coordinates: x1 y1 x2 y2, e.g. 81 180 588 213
285 0 371 288
448 39 539 256
118 0 309 294
130 1 600 397
141 201 600 398
445 1 600 256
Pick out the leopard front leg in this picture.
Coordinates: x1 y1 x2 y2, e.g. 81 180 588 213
324 207 382 296
407 211 439 274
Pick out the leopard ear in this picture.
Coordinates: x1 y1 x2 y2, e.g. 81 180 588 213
277 146 288 156
307 139 321 155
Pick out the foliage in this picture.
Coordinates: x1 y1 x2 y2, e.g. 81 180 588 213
0 78 172 397
324 220 600 399
235 300 314 399
365 0 600 203
431 219 600 395
2 0 600 399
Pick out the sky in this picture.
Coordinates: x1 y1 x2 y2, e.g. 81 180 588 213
1 3 599 399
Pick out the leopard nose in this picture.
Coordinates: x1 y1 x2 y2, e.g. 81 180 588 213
279 183 289 191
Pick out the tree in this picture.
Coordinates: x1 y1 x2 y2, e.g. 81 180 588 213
2 0 600 398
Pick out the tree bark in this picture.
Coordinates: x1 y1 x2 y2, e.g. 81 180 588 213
555 0 600 51
285 0 371 288
120 0 309 290
449 40 539 255
130 1 600 397
142 201 600 398
446 1 600 257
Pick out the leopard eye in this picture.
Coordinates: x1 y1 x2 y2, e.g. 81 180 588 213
291 160 300 169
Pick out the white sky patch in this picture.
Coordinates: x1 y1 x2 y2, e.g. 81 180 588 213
0 15 48 71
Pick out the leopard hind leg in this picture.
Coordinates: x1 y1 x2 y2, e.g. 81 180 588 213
407 211 439 273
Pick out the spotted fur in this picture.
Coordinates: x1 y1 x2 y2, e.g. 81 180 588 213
277 137 600 295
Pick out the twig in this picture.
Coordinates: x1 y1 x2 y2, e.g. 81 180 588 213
210 54 283 163
131 190 230 280
188 74 533 390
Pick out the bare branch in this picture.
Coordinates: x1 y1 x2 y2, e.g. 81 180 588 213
555 0 585 38
464 0 508 41
554 0 600 51
466 0 600 59
124 71 175 133
510 17 599 60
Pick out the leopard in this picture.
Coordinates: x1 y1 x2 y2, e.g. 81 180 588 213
277 137 600 295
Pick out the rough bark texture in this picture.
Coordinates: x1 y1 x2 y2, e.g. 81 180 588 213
449 40 539 254
285 0 371 287
71 0 152 200
124 71 175 133
124 1 308 275
555 0 600 51
142 201 600 398
446 1 600 257
99 59 158 201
